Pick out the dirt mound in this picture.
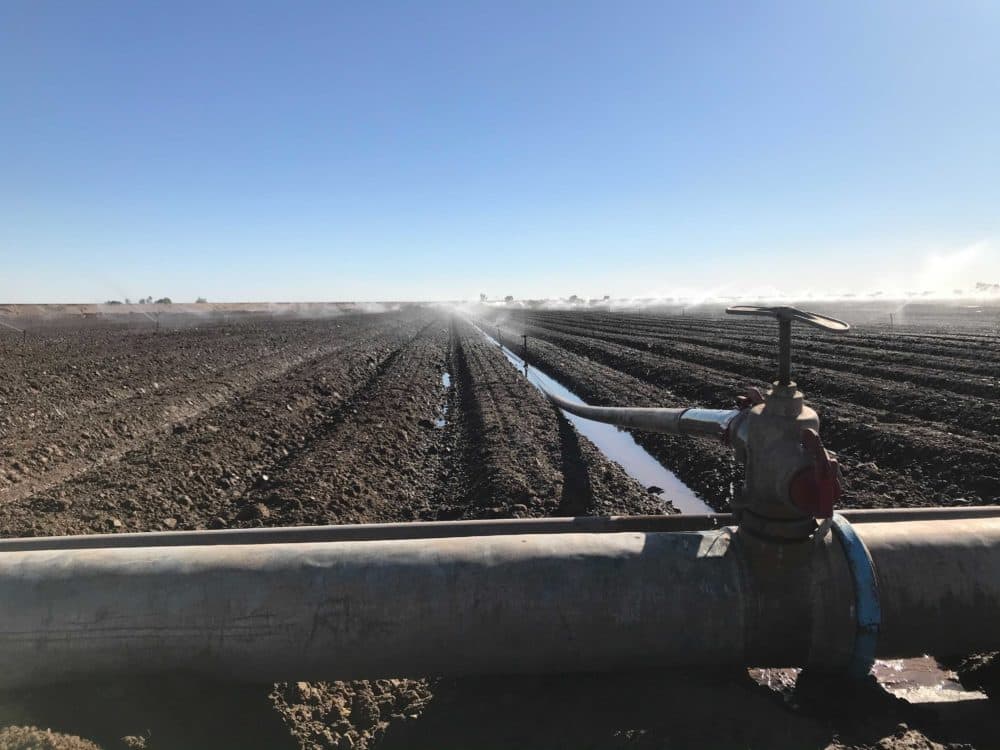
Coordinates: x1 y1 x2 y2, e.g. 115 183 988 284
0 727 101 750
271 680 433 750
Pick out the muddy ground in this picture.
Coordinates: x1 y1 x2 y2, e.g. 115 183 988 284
0 307 997 749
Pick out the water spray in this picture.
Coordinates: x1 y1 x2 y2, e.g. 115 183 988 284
0 319 26 341
138 309 161 332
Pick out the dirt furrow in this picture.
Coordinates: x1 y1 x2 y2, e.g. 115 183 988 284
513 317 1000 438
0 315 434 537
450 319 665 518
491 317 999 508
524 312 1000 382
0 317 398 502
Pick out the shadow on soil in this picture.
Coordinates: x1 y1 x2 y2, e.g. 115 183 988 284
380 669 997 750
554 409 594 516
0 677 292 750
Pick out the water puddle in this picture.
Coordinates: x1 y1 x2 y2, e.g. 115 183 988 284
435 371 452 428
873 657 987 703
750 657 987 705
475 326 710 514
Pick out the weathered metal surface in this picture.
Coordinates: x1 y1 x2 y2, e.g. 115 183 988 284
0 531 748 687
725 305 850 386
0 507 996 552
541 389 741 440
858 518 1000 658
0 518 996 686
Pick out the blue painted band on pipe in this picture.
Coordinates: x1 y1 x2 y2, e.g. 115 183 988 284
831 513 881 678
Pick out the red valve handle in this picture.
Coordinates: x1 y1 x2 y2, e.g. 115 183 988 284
789 428 841 519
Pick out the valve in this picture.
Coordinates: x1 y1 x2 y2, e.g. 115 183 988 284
724 305 849 538
540 304 851 540
726 305 849 386
788 428 841 518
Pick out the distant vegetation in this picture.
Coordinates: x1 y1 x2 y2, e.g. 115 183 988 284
103 297 174 305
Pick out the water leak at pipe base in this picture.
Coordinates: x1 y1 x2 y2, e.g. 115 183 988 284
751 657 988 707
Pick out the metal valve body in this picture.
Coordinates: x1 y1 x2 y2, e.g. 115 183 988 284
729 383 825 539
537 305 849 539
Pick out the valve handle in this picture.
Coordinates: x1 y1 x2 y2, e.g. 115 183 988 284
725 305 849 385
725 305 850 332
789 428 841 519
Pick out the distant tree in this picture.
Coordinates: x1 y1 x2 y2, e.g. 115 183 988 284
155 297 172 304
195 297 208 304
105 300 122 305
568 295 580 304
603 295 610 301
504 295 514 303
479 293 488 303
125 298 132 304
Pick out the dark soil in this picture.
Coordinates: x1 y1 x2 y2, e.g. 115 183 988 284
0 307 996 749
486 309 1000 511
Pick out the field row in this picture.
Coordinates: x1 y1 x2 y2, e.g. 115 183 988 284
485 309 1000 509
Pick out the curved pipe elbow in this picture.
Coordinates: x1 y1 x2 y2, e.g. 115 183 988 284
542 389 739 441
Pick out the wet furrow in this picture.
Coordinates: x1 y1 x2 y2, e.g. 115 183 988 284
448 319 664 518
489 314 999 507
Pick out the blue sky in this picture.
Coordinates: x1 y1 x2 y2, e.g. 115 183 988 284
2 1 998 302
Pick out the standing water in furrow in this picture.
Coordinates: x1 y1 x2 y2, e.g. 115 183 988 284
472 322 711 514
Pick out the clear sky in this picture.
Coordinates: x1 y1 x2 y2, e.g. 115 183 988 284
2 1 998 303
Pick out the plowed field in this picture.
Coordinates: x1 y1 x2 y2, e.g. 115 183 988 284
0 306 996 750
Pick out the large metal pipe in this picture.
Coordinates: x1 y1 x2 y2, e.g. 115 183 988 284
0 531 745 686
857 518 1000 658
1 506 995 551
0 517 998 687
0 514 732 551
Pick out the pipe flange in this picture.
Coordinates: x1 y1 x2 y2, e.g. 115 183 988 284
830 513 881 678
